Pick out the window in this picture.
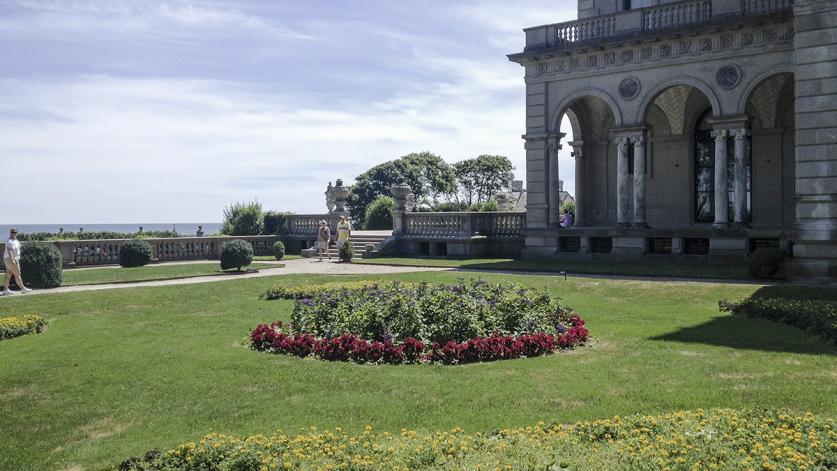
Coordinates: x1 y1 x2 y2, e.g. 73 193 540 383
648 238 672 255
559 237 581 253
693 110 751 223
590 237 613 254
683 238 709 255
624 0 653 10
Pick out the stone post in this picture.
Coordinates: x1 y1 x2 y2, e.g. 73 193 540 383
547 133 565 226
570 140 585 227
616 137 631 227
632 134 647 227
712 130 729 228
390 176 412 236
732 128 749 224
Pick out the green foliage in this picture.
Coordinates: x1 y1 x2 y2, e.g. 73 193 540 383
263 211 290 235
433 201 467 212
262 280 416 300
17 242 63 288
349 152 455 225
118 240 153 268
0 314 46 341
453 155 514 206
748 247 785 278
561 199 576 218
272 241 285 261
221 201 264 236
721 297 836 344
18 230 179 241
290 280 577 344
338 241 354 263
220 239 254 271
364 196 395 230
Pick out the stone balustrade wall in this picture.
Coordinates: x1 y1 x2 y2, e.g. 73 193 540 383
285 214 344 236
54 235 277 267
401 212 526 239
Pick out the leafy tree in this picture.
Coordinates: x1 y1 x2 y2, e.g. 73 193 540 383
221 201 264 236
454 155 514 205
348 152 455 225
263 211 291 235
560 199 576 218
364 196 395 230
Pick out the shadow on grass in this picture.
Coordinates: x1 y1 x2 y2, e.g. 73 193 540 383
652 284 837 355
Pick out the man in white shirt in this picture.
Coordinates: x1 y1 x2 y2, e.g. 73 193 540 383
3 228 31 295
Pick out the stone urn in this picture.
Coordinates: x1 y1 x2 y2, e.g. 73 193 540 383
391 176 412 211
333 178 350 213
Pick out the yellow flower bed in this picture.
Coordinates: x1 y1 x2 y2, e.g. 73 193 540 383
262 280 418 300
120 409 836 470
0 314 46 340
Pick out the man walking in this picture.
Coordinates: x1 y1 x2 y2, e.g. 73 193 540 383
3 228 31 295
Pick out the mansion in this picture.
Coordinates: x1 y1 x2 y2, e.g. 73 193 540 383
508 0 837 278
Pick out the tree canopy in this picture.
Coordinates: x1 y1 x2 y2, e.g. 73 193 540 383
453 155 514 206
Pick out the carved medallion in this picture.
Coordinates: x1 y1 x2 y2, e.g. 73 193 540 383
618 77 641 100
716 64 742 90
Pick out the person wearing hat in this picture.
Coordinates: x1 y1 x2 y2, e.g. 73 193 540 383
336 216 352 249
316 219 331 262
3 228 31 295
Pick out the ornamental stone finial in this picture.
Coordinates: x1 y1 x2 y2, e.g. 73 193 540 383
325 181 335 213
391 176 412 211
332 179 350 213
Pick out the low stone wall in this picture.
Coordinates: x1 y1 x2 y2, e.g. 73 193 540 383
53 235 277 267
392 211 526 258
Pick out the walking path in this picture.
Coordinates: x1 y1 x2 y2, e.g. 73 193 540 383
3 259 451 297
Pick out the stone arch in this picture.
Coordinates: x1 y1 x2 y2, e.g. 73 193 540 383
550 87 623 132
636 76 721 126
737 64 795 116
741 69 795 129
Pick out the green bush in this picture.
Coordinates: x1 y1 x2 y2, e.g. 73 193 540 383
748 247 784 278
338 241 354 263
119 240 153 267
19 242 63 288
272 241 285 261
263 211 290 235
720 297 837 344
221 201 264 236
0 314 47 341
220 240 254 271
433 201 466 212
561 199 576 218
364 196 395 230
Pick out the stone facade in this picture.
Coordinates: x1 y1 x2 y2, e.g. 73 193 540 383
509 0 837 278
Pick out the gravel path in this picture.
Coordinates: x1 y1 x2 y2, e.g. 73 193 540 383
0 259 451 297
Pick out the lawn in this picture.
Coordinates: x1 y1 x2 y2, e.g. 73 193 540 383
253 254 302 262
357 257 751 279
0 272 834 470
59 262 280 286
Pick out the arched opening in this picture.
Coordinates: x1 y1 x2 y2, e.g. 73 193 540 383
641 84 716 227
556 95 618 226
744 72 795 228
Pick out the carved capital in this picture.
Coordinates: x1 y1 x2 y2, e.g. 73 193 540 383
632 135 647 146
731 128 750 140
711 129 729 140
614 136 631 149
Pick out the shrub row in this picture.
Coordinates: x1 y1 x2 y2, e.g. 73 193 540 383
250 318 588 365
118 409 836 470
19 230 179 241
0 314 46 340
261 280 411 300
720 297 837 344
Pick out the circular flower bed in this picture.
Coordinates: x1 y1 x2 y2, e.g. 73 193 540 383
251 280 588 364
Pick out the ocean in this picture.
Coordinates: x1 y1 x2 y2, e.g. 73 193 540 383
0 223 223 237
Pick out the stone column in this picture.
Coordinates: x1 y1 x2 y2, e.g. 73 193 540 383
712 129 729 228
390 176 412 236
570 140 584 227
547 133 565 226
732 129 749 224
632 135 647 227
616 137 631 227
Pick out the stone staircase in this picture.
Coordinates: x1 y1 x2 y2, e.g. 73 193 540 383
318 232 391 260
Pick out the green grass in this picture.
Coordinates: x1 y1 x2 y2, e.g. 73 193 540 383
60 262 279 286
358 257 751 279
253 254 302 262
0 272 834 470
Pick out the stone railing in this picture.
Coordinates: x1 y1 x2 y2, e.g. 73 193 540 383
401 212 526 239
54 235 277 267
285 214 343 237
522 0 792 52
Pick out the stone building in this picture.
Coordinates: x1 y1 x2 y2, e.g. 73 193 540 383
508 0 836 277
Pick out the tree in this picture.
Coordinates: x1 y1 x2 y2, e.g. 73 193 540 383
364 196 395 230
348 152 455 225
453 155 514 205
221 201 264 236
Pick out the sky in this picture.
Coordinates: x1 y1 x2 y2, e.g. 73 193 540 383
0 0 578 223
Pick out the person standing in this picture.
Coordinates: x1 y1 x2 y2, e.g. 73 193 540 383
317 220 331 262
336 216 352 248
3 228 31 295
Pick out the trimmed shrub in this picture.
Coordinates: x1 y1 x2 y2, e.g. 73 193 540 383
19 242 62 288
263 211 290 235
364 196 395 230
720 297 837 344
119 240 153 267
221 201 264 236
748 247 784 278
272 241 285 261
0 314 46 340
220 239 253 271
433 201 467 212
338 241 354 263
